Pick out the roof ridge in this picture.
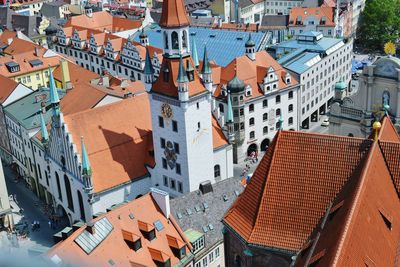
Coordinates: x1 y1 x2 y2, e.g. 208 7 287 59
331 142 380 265
248 130 282 241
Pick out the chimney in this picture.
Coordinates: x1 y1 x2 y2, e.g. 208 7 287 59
120 79 128 90
34 47 40 57
199 180 213 194
60 59 72 90
86 221 95 235
150 188 170 219
218 17 222 28
102 76 109 87
7 38 12 45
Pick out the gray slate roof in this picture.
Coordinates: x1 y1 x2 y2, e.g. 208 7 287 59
170 177 245 254
11 14 43 38
0 7 17 30
261 15 289 28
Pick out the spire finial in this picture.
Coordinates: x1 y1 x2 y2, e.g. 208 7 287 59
201 44 211 74
226 90 234 124
373 120 381 142
191 36 199 68
177 55 188 83
48 65 59 104
81 136 91 176
144 47 154 75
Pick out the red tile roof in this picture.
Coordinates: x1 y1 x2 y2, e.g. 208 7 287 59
159 0 190 28
0 74 18 104
3 38 40 55
152 55 207 99
46 193 191 267
224 131 373 251
289 7 335 27
212 115 228 149
63 95 154 193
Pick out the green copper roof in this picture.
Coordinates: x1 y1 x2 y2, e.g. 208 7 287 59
245 33 255 47
201 45 211 74
184 229 203 243
226 91 233 123
335 80 347 91
177 55 189 83
81 136 91 176
279 115 284 130
144 47 154 75
39 112 49 143
191 37 199 67
49 66 59 104
227 75 245 93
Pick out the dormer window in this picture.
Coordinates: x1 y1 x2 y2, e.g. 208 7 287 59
245 85 252 96
122 230 142 251
138 220 156 241
285 73 291 84
163 66 170 82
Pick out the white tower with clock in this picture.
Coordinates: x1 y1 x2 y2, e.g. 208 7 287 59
147 0 215 195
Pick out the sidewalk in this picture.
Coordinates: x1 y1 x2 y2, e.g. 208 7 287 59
1 164 66 255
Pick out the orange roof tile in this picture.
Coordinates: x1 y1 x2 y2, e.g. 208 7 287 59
0 74 18 104
152 55 207 99
295 142 400 266
159 0 190 28
289 7 335 27
52 61 99 86
377 116 400 142
63 95 154 193
138 220 155 232
0 30 17 44
212 115 228 149
224 131 373 251
46 193 190 267
166 234 185 249
3 38 40 55
214 51 298 100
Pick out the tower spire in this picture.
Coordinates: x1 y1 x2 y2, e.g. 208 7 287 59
201 45 211 75
81 136 91 176
177 55 188 83
144 47 155 92
39 112 49 144
48 66 59 104
191 37 199 68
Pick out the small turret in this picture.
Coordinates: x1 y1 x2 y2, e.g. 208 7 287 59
201 45 212 92
139 28 149 46
81 136 93 196
177 55 189 101
245 33 256 61
191 37 199 69
226 91 235 143
144 47 155 92
334 80 347 101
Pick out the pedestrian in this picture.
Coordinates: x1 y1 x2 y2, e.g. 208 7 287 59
37 221 40 229
31 221 35 232
48 220 52 229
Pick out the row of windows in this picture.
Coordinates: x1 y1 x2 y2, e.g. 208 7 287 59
161 158 181 174
158 117 178 132
248 117 293 139
194 246 221 267
163 175 183 193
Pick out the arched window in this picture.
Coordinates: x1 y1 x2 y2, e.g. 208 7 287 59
55 172 62 201
263 99 268 107
288 104 293 112
289 117 293 125
214 165 220 178
263 126 268 134
219 103 224 113
182 30 188 48
249 118 255 126
275 95 281 103
263 113 268 121
249 104 254 112
171 31 179 49
249 131 255 139
163 31 169 49
64 175 74 211
77 190 85 221
276 108 281 116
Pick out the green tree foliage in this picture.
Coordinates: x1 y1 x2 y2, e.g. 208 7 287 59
357 0 400 51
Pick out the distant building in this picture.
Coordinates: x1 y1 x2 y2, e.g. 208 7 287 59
223 117 400 266
40 0 71 20
170 178 244 267
46 189 194 267
268 31 353 129
330 56 400 138
288 7 336 37
259 15 288 43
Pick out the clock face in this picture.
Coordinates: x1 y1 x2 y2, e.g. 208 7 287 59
161 103 173 119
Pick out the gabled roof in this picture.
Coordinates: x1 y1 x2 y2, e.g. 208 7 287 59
3 37 39 55
151 54 207 99
211 115 228 149
63 95 154 193
159 0 190 28
224 131 373 252
295 142 400 266
46 193 192 267
0 74 18 104
288 7 335 27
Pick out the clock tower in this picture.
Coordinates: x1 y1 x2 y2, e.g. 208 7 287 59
148 0 214 195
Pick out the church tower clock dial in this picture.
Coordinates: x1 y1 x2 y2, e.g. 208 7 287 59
161 103 173 119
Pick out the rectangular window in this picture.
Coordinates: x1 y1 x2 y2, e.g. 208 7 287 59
163 175 168 186
170 179 176 190
172 120 178 132
174 142 180 154
159 116 164 128
215 247 220 257
197 122 201 130
160 138 165 149
162 158 167 169
176 163 181 175
209 252 214 262
178 182 183 193
196 102 200 109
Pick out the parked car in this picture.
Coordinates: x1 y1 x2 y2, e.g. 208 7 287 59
321 118 330 127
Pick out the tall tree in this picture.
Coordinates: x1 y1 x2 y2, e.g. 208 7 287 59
357 0 400 51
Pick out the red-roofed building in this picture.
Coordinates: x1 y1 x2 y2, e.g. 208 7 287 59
46 190 194 267
223 116 400 267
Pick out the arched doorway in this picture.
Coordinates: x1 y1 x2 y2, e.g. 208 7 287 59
55 204 71 227
260 139 270 152
247 143 258 157
64 175 74 212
